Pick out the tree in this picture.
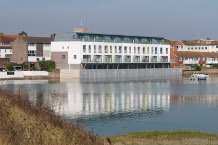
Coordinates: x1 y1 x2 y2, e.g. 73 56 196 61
19 31 28 36
50 33 56 38
39 60 56 71
0 32 3 34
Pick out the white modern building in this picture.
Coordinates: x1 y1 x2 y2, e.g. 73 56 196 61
51 29 170 69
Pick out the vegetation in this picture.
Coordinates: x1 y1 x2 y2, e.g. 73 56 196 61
19 31 28 36
23 63 30 70
0 89 103 145
212 64 218 69
110 130 218 145
39 60 56 71
30 66 37 71
50 33 56 38
5 63 14 71
191 65 202 71
0 32 3 34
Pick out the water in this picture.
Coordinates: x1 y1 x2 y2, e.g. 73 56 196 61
0 77 218 137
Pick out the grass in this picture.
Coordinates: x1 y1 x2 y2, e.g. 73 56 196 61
0 89 104 145
110 130 218 145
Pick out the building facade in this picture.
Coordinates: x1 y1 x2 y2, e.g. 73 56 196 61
0 46 12 58
170 51 218 67
51 32 170 69
11 36 54 65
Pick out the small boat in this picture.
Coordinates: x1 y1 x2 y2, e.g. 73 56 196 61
190 73 209 80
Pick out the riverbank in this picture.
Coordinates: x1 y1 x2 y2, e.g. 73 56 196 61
110 130 218 145
0 89 103 145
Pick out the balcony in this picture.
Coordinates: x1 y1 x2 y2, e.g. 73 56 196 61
206 60 218 64
183 60 199 65
124 56 131 62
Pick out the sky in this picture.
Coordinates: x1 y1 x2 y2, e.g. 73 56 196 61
0 0 218 40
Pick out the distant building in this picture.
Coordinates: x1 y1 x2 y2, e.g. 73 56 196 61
51 31 170 69
11 36 54 67
170 51 218 67
167 39 218 53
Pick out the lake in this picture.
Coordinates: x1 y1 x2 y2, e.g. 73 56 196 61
0 77 218 137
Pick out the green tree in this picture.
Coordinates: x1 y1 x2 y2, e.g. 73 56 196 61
19 31 28 36
0 32 4 34
50 33 56 38
6 63 15 71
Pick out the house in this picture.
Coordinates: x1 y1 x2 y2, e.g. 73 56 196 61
168 39 218 53
10 36 54 68
51 28 170 69
0 34 22 46
0 46 12 59
171 51 218 68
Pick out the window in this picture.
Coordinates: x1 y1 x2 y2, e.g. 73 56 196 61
191 47 193 50
62 55 65 59
151 47 154 54
115 46 117 53
188 47 190 50
28 50 36 56
5 49 6 52
195 47 197 50
124 46 127 54
216 46 218 48
68 46 69 49
62 47 64 49
73 35 75 39
143 47 145 54
179 57 182 61
134 47 136 54
99 45 102 53
104 46 108 53
74 55 77 59
202 47 204 50
138 47 140 54
10 49 12 52
94 45 97 53
28 43 35 46
83 45 86 53
160 47 163 54
119 46 122 53
155 47 157 54
199 47 201 50
166 48 168 54
129 47 131 53
147 47 149 54
110 46 112 53
88 45 91 53
205 47 208 49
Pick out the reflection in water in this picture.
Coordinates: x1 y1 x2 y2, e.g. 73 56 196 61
1 78 218 136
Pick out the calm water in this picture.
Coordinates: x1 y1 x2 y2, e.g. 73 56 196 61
0 77 218 137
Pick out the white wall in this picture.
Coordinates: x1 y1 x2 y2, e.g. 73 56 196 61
0 71 49 79
0 49 12 58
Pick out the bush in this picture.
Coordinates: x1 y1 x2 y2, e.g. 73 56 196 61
30 66 37 71
39 60 55 71
212 64 218 69
22 63 30 70
195 66 201 71
6 63 14 71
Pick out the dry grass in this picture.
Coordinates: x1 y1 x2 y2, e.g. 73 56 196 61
0 89 104 145
110 130 218 145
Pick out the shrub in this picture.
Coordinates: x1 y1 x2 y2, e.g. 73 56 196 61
30 66 37 71
23 63 29 70
195 66 201 71
39 60 55 71
6 63 14 71
212 64 218 69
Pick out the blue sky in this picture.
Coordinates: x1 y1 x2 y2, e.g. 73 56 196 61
0 0 218 40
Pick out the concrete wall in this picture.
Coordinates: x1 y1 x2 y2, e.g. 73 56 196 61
0 71 49 79
60 69 80 79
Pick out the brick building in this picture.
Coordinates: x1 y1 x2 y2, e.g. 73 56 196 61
170 51 218 68
10 36 54 67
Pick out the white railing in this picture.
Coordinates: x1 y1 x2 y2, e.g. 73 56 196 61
206 61 218 64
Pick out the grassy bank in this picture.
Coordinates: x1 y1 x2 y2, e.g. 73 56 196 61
0 89 103 145
110 130 218 145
